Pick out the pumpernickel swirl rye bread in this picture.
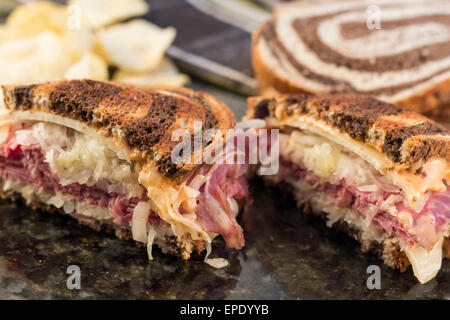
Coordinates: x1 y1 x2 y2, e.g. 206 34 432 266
247 94 450 278
252 0 450 115
247 94 450 171
0 79 247 261
2 79 235 183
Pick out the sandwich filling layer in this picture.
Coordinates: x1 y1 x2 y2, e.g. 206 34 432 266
0 121 249 260
269 130 449 283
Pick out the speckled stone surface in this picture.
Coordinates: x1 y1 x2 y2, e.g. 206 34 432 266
0 181 449 300
0 82 449 300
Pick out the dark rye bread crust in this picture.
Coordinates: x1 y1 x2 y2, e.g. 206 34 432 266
2 80 235 183
247 94 450 169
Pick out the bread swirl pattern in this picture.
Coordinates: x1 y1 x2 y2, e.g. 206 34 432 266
247 93 450 283
2 80 235 182
248 94 450 169
253 0 450 113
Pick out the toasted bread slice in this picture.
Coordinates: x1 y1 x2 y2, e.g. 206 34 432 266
247 94 450 283
2 79 235 182
0 80 248 262
247 94 450 171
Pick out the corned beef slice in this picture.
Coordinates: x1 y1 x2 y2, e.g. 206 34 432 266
0 130 249 249
278 157 450 250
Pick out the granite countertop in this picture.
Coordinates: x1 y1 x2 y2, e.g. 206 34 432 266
0 81 448 300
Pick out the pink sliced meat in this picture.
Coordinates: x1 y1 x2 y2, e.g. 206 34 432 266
279 157 450 249
194 163 248 249
0 139 152 225
0 131 250 251
186 131 252 250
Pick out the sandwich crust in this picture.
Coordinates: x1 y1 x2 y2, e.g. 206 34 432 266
253 95 450 272
247 94 450 169
2 80 235 183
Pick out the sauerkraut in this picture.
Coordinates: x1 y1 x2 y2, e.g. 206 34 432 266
1 120 250 264
276 130 450 283
279 131 400 194
15 122 143 197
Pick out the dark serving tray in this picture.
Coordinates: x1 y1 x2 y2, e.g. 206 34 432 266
0 81 448 300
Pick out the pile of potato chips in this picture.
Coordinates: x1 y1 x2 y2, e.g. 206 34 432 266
0 0 189 86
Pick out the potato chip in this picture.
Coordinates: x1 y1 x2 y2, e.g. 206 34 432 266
0 32 71 85
0 1 181 88
0 26 21 44
69 0 149 29
60 27 94 62
97 19 176 73
113 58 189 87
65 52 108 81
6 2 67 38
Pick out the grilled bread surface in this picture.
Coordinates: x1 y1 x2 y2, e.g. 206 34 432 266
2 79 235 182
249 94 450 270
247 94 450 170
